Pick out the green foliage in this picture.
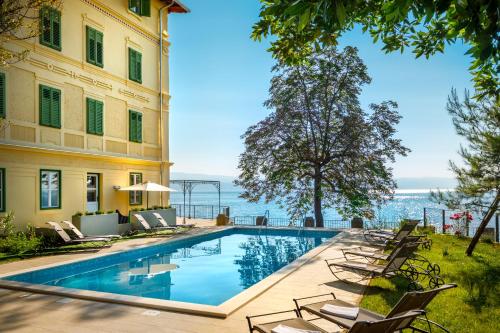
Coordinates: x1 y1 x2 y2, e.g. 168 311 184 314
0 211 15 236
235 46 408 226
106 210 114 214
95 210 104 215
252 0 498 99
0 1 63 66
85 211 95 216
360 234 500 333
431 91 499 254
0 213 43 255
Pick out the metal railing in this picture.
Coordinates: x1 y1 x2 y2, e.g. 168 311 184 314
171 204 230 220
424 207 499 242
231 216 356 229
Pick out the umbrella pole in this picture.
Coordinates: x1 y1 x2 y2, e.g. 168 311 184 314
146 191 149 209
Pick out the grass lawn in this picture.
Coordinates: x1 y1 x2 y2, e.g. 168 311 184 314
360 234 500 333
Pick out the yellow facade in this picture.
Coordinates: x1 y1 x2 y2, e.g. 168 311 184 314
0 0 188 228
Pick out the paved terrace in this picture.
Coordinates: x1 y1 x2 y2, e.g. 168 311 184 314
0 220 372 333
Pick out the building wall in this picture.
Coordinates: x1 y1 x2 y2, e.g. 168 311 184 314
0 0 177 228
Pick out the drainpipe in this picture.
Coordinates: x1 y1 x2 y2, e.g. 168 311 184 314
159 1 174 206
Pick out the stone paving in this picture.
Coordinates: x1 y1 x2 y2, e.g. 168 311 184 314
0 220 373 333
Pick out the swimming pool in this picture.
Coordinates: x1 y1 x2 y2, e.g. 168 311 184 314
0 227 339 316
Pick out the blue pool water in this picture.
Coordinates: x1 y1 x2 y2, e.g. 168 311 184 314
3 228 337 306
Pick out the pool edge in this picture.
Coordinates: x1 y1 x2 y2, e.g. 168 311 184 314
0 227 347 318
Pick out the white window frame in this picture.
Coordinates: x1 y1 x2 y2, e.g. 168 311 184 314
41 170 61 209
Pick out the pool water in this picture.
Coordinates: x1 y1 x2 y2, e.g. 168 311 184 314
4 228 337 306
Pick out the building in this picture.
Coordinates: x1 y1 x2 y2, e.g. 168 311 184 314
0 0 189 229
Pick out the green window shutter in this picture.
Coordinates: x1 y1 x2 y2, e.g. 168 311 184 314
95 101 103 135
136 113 142 143
129 0 141 14
39 85 51 126
40 7 51 45
129 110 137 141
96 31 104 67
141 0 151 17
51 9 61 50
136 52 142 83
87 98 96 134
87 26 96 64
129 48 136 81
0 73 5 118
51 88 61 128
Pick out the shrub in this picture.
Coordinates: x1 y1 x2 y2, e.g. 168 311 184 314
0 211 15 237
139 208 145 211
0 222 43 255
85 211 95 216
95 211 104 215
106 210 115 214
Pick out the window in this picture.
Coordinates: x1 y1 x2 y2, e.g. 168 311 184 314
0 73 5 118
86 98 103 135
128 48 142 84
129 110 142 143
128 0 151 17
40 170 61 209
86 26 104 68
0 168 5 212
39 7 61 51
39 85 61 128
129 173 142 205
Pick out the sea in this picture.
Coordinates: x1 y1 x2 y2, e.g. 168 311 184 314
170 189 497 231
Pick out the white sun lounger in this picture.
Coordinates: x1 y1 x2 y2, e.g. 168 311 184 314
133 214 175 231
61 220 121 240
46 222 110 244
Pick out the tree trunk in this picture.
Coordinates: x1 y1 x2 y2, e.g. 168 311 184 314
313 173 324 228
466 191 500 256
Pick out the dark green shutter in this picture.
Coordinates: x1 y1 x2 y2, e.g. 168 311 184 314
129 110 137 141
40 8 51 45
0 73 5 118
96 101 103 135
87 98 95 133
136 113 142 143
51 9 61 49
51 89 61 127
39 85 51 126
141 0 151 17
129 49 136 81
87 26 96 63
136 52 142 83
96 31 103 67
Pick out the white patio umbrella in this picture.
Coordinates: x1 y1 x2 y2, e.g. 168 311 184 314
118 181 176 208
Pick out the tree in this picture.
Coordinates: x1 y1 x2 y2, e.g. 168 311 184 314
0 0 62 66
235 46 409 227
252 0 499 99
431 90 499 255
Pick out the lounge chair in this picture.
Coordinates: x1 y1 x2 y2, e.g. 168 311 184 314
326 242 422 283
61 220 121 240
46 222 110 244
295 284 456 332
246 309 424 333
342 235 441 276
152 212 194 228
363 220 419 245
133 213 176 231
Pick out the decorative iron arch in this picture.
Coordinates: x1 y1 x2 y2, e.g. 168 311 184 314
169 180 221 222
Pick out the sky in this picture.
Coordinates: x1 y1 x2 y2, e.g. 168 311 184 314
168 1 473 180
